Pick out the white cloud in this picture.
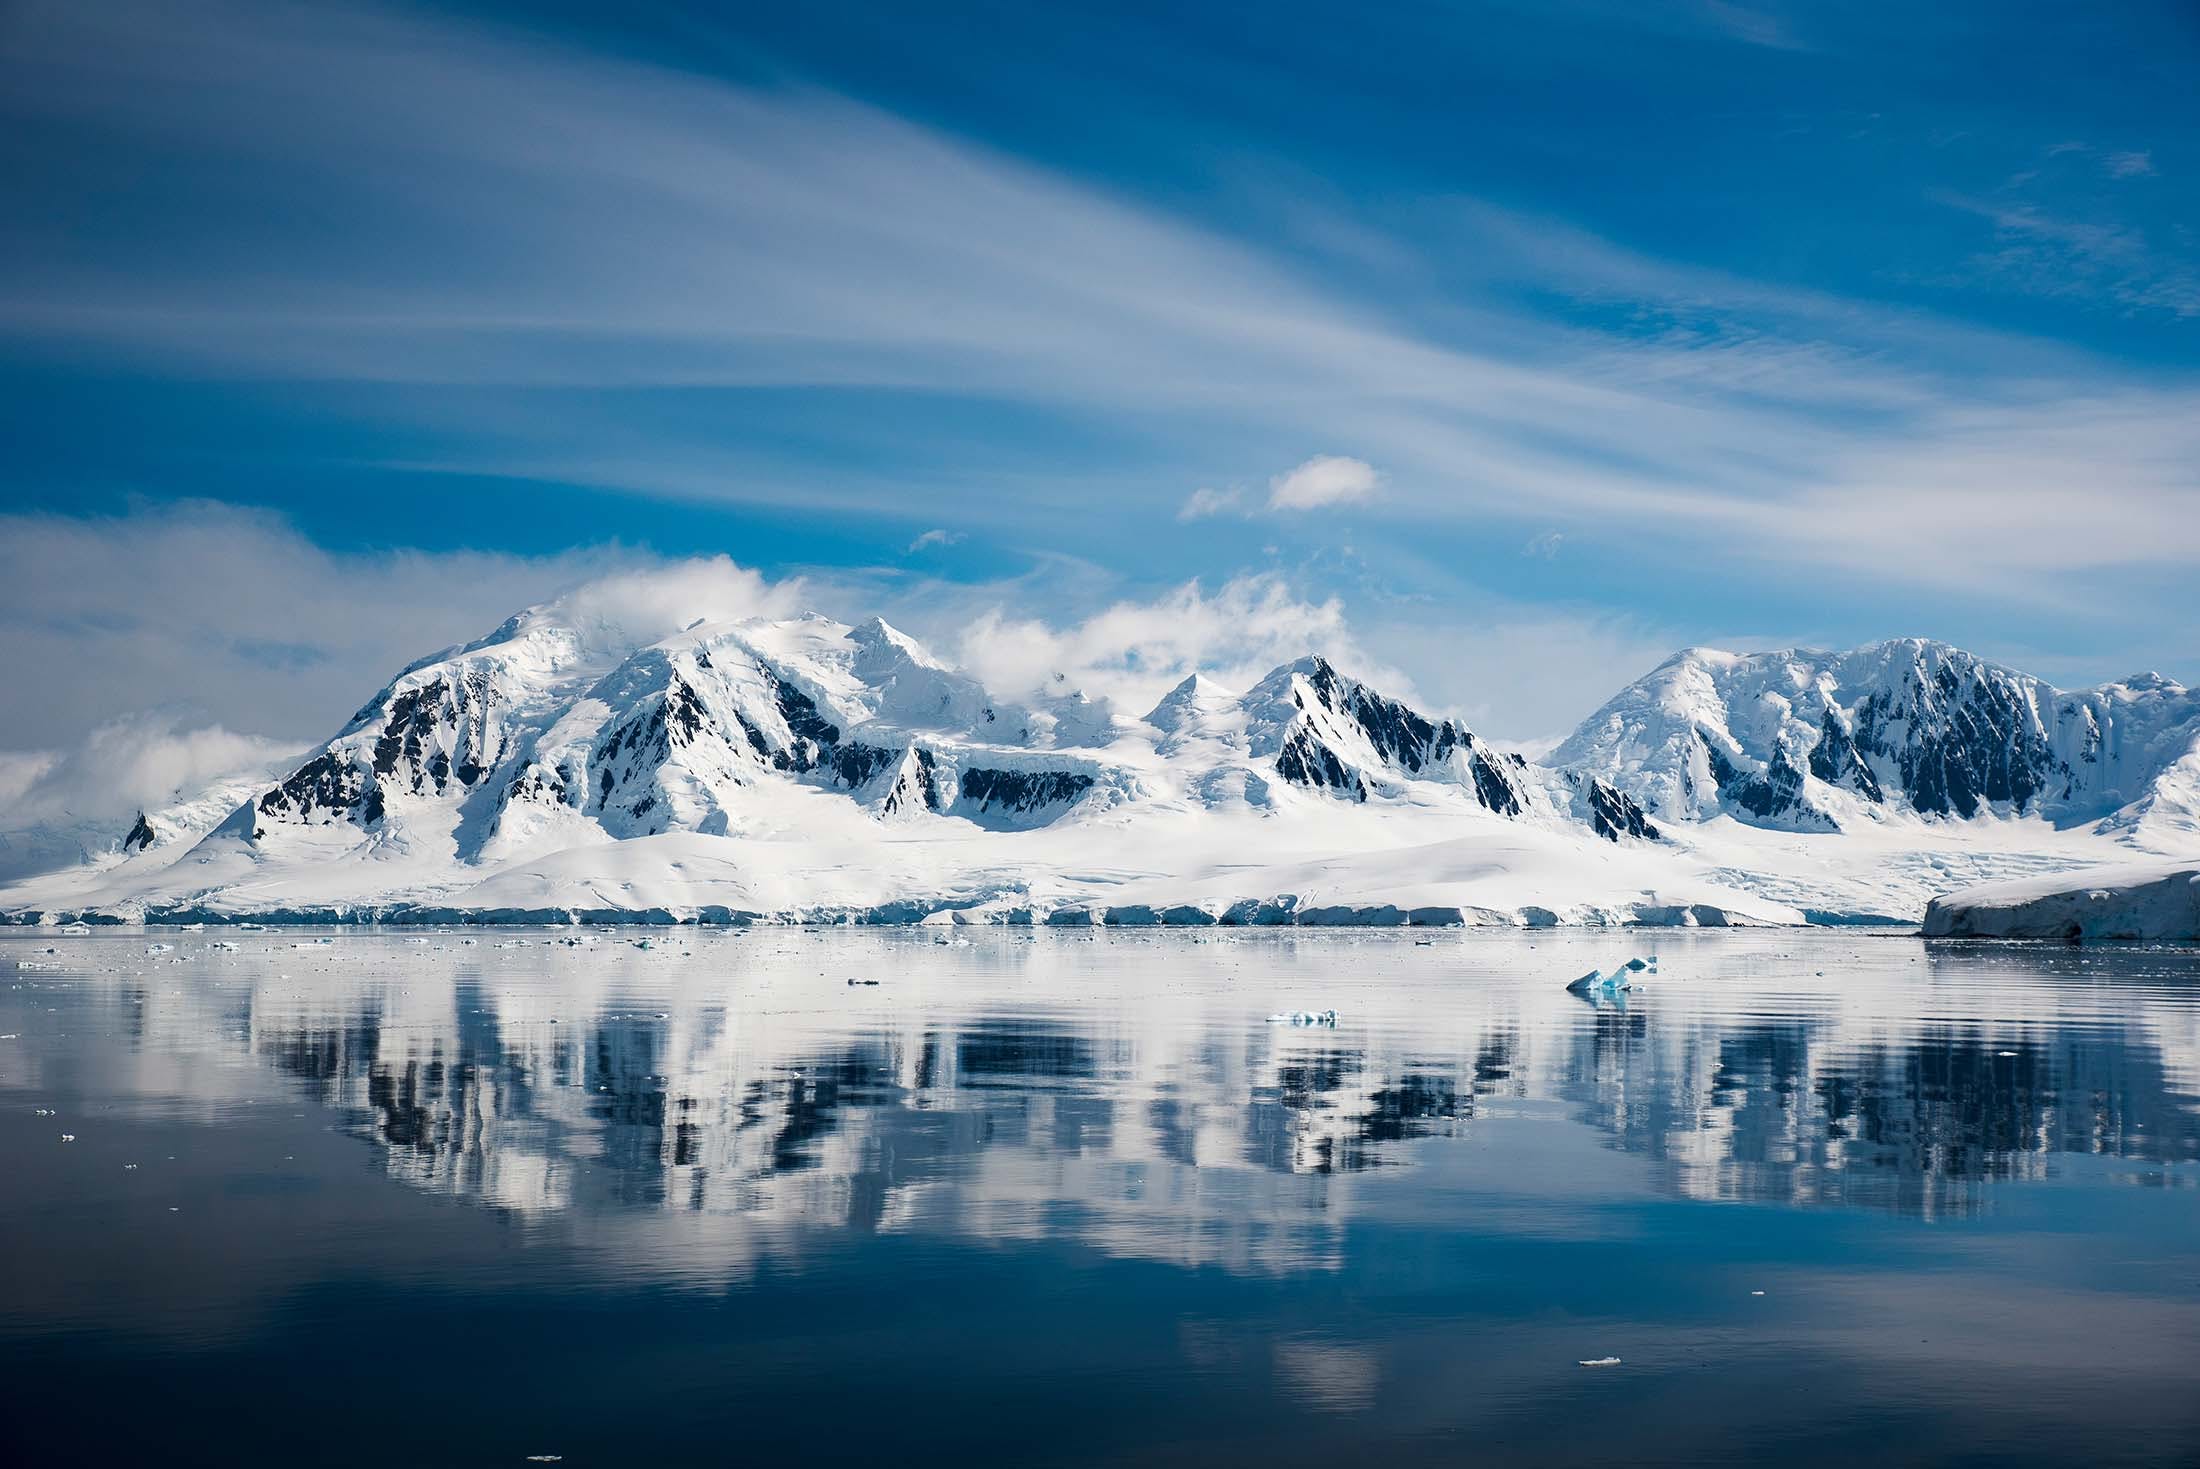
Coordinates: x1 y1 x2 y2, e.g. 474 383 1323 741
0 712 303 880
1267 456 1380 512
907 528 964 553
0 751 57 814
2103 150 2156 179
0 713 295 829
0 501 799 750
950 573 1408 717
1523 531 1565 559
1177 487 1243 521
539 557 807 653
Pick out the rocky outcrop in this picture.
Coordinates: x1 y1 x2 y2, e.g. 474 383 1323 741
121 811 158 853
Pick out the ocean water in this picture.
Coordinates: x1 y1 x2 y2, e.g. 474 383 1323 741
3 927 2197 1466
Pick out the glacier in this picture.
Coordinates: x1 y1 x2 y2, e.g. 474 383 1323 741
3 598 2196 931
1922 862 2200 942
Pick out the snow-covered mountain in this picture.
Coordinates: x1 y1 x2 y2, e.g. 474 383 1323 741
227 614 1626 867
1556 639 2200 840
3 611 2193 928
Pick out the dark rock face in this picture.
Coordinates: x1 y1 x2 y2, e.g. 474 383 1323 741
822 743 900 789
1584 779 1658 843
1705 742 1833 831
1276 722 1368 801
1320 662 1455 773
762 670 844 769
264 671 506 829
1806 709 1883 802
371 673 499 796
1467 749 1529 817
748 671 901 795
1671 649 2079 829
880 748 945 816
1273 657 1530 815
589 673 708 830
574 658 931 832
1850 659 2060 818
122 811 158 853
259 750 373 823
958 767 1094 816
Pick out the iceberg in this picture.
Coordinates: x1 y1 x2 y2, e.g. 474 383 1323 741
1265 1010 1339 1026
1565 956 1655 996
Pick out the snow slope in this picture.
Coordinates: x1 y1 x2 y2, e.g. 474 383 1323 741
4 601 2194 928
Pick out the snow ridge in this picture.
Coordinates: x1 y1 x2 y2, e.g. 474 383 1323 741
1557 638 2200 839
6 609 2197 928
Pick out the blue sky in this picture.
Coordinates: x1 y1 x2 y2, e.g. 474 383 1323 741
1 0 2195 796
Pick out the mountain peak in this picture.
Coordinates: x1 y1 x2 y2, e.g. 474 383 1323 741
1559 635 2200 834
1143 672 1237 732
849 615 947 670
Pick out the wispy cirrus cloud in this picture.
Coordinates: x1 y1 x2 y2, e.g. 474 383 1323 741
2 0 2193 598
1177 487 1244 521
1936 193 2200 319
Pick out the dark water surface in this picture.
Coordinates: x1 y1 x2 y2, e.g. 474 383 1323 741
4 928 2198 1466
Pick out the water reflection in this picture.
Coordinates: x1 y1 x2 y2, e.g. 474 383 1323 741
8 930 2199 1466
14 931 2194 1257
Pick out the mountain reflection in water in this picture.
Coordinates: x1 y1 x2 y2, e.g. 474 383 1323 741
60 930 2200 1247
5 929 2198 1468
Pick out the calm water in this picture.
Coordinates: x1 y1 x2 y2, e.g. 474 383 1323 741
4 928 2198 1466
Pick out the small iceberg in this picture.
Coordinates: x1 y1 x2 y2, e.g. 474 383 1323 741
1266 1009 1339 1026
1565 956 1656 997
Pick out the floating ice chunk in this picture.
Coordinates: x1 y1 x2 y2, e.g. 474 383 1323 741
146 942 173 955
1567 959 1653 996
1578 1357 1621 1367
